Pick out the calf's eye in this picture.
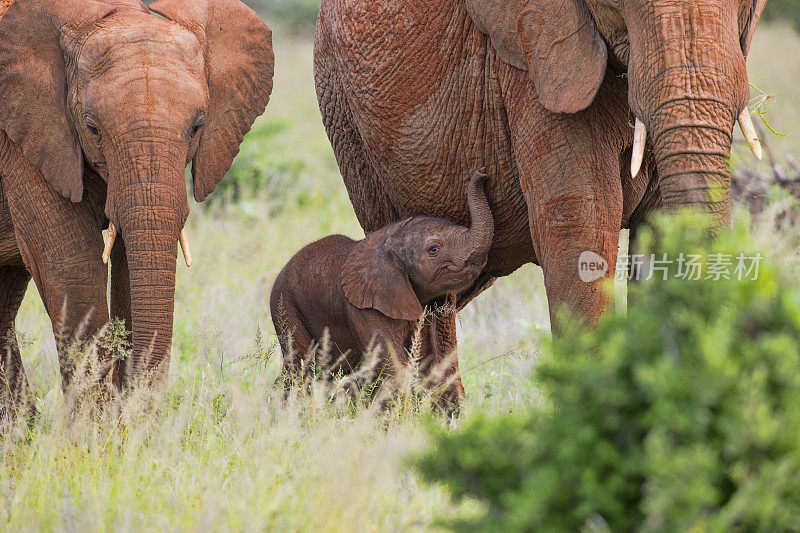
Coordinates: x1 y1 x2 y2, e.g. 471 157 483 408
427 246 439 255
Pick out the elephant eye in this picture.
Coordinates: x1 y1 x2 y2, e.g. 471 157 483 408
85 117 101 139
427 245 439 256
189 114 205 139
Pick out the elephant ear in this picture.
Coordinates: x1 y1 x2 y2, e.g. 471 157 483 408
148 0 274 202
466 0 608 114
341 225 424 322
0 0 116 202
739 0 767 57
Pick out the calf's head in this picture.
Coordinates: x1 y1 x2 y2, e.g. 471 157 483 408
342 171 493 321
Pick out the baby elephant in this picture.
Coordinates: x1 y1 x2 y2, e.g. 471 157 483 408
270 170 493 408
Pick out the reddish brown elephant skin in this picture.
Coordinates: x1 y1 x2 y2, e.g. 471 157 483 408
271 172 494 407
0 0 273 409
315 0 766 334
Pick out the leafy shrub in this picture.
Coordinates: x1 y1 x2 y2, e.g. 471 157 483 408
415 214 800 531
201 116 306 210
763 0 800 33
244 0 319 33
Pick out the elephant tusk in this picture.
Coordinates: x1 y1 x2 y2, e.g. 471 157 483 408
738 108 763 161
631 118 647 178
102 223 116 265
179 227 192 267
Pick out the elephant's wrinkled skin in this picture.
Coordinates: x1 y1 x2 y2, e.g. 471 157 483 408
272 171 494 407
315 0 766 334
0 0 273 408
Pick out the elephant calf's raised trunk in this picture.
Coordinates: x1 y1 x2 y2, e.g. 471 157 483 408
462 170 494 266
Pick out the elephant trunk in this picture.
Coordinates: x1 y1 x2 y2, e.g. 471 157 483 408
107 144 189 388
625 0 750 229
461 170 494 267
649 96 737 227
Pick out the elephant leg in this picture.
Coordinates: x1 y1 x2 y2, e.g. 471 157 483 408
533 197 622 331
109 236 132 391
426 297 465 414
506 86 625 331
0 265 33 419
342 308 413 405
529 178 623 331
270 292 314 388
1 150 109 392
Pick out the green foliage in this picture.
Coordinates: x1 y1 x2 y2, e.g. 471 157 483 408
416 214 800 532
244 0 319 33
202 117 306 211
763 0 800 33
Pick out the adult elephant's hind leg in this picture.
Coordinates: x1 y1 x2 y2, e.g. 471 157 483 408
315 35 398 234
0 266 32 419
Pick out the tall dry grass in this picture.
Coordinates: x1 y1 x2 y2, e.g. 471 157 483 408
1 22 798 530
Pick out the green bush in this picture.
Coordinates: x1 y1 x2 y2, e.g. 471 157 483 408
202 116 306 210
244 0 319 33
763 0 800 32
416 214 800 531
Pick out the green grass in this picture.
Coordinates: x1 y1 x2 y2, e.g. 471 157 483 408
4 29 544 530
3 23 799 530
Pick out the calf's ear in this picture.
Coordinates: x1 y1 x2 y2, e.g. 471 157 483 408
342 226 424 322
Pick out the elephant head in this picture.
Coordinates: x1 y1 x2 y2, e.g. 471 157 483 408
342 170 494 321
466 0 766 223
0 0 274 383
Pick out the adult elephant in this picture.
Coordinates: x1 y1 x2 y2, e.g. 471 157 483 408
0 0 273 408
315 0 766 401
